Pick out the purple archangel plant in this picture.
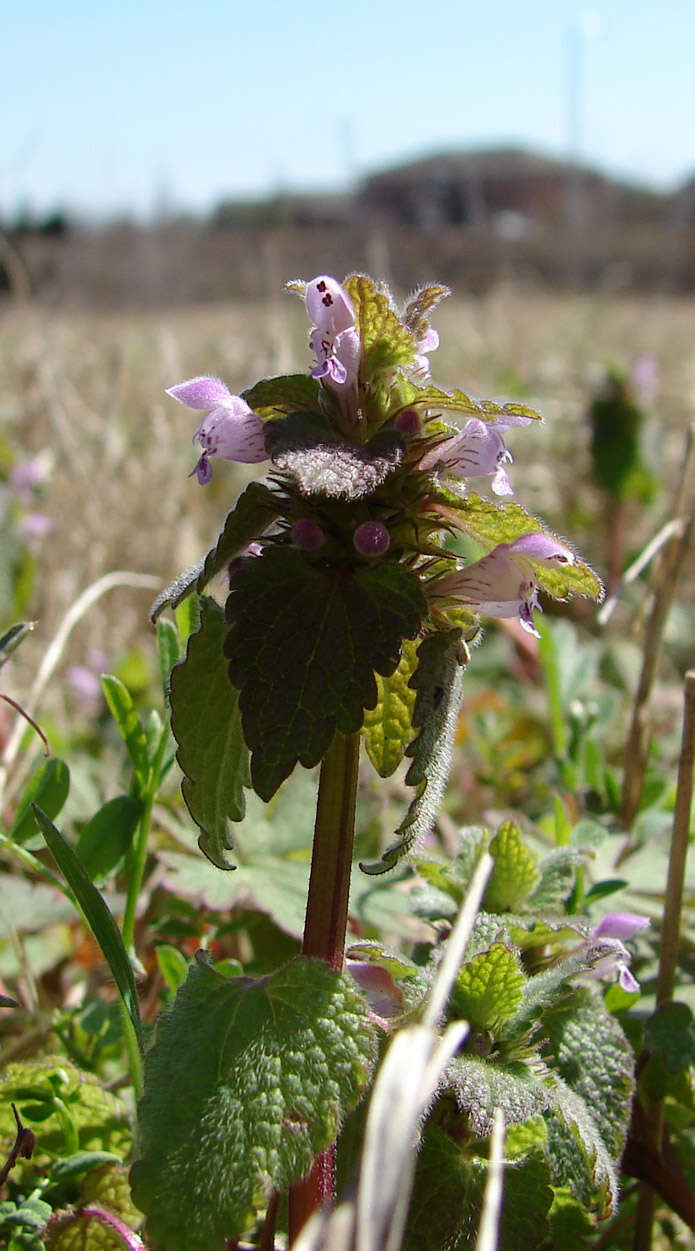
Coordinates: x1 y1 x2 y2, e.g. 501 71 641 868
130 275 640 1251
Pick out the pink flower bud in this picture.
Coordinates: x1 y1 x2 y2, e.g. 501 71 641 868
394 408 422 437
353 521 390 558
291 519 326 551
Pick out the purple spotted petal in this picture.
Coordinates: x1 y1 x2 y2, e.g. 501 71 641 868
195 405 267 465
166 376 233 410
305 275 355 335
509 533 575 565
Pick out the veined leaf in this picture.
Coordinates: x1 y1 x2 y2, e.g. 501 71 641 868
484 821 541 913
242 373 320 419
131 955 376 1250
431 489 603 601
451 943 526 1030
225 547 426 800
170 597 251 869
362 639 418 777
149 481 279 622
343 274 416 374
361 629 464 874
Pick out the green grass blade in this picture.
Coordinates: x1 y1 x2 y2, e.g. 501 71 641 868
32 803 143 1055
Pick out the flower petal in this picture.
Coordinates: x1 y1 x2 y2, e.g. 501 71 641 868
509 533 575 565
592 912 650 942
166 376 233 410
305 275 355 335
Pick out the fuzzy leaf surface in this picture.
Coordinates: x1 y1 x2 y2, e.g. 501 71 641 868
343 274 416 374
544 986 634 1159
526 848 584 911
131 956 375 1251
149 482 279 622
484 821 541 912
362 639 418 777
361 630 464 874
265 411 403 497
451 943 525 1030
225 547 426 800
433 489 603 600
170 597 250 869
447 1055 551 1138
541 987 634 1214
394 381 542 424
242 373 320 420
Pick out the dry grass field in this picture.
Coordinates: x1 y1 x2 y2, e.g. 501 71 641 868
2 286 694 727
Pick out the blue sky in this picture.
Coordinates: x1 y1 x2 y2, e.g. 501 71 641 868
3 0 694 219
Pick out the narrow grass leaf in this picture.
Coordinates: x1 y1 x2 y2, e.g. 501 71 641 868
33 804 142 1050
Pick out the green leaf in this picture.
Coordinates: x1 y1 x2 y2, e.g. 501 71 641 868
131 955 376 1250
242 373 320 419
154 944 189 996
80 1163 144 1229
361 630 464 874
407 1122 553 1251
44 1207 142 1250
544 1078 616 1217
343 274 416 375
547 1187 596 1249
526 848 584 911
225 547 426 800
393 381 542 425
101 678 150 786
362 639 418 777
447 1055 551 1138
484 821 541 912
0 621 35 668
469 1150 552 1251
75 796 143 886
50 1151 123 1183
158 850 309 937
544 986 633 1159
9 758 70 846
149 481 279 622
155 617 180 698
542 986 633 1213
451 943 525 1031
0 1059 131 1164
170 596 251 869
644 1001 695 1073
33 807 142 1050
432 490 603 601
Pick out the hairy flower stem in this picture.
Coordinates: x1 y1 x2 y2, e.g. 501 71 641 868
288 730 360 1244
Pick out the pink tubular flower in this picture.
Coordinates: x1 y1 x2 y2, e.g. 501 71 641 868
412 327 439 379
420 414 533 496
166 376 267 484
305 276 361 391
587 912 650 993
430 533 575 636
